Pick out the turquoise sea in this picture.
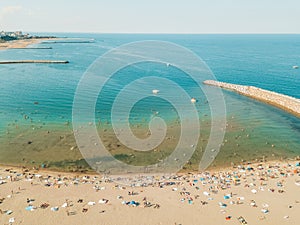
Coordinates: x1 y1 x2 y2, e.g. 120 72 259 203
0 34 299 171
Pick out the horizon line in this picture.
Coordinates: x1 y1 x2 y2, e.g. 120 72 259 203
25 31 300 35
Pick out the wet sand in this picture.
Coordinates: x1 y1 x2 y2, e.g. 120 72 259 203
0 160 299 225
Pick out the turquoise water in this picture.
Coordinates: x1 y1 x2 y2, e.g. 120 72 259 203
0 34 300 169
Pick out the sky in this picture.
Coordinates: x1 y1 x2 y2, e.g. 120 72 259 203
0 0 300 33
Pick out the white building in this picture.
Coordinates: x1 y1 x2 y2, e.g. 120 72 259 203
0 31 24 38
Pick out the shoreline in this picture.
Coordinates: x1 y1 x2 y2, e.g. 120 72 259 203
1 157 299 175
0 38 56 50
203 80 300 118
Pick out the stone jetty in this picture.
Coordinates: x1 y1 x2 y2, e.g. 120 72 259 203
0 60 69 64
204 80 300 118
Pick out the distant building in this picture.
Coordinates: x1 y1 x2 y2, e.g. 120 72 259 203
0 31 27 40
15 31 22 36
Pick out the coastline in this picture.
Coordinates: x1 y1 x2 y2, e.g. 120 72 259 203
0 35 299 224
0 38 55 50
1 157 299 178
0 159 299 225
203 80 300 118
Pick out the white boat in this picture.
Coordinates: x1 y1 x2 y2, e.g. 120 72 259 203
293 65 299 69
191 98 197 103
152 89 159 95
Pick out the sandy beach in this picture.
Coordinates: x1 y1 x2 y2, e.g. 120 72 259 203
0 160 299 225
0 38 53 50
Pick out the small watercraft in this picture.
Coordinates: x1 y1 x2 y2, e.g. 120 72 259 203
152 89 159 95
191 98 197 103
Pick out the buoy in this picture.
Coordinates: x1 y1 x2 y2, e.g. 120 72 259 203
191 98 197 103
152 89 160 95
